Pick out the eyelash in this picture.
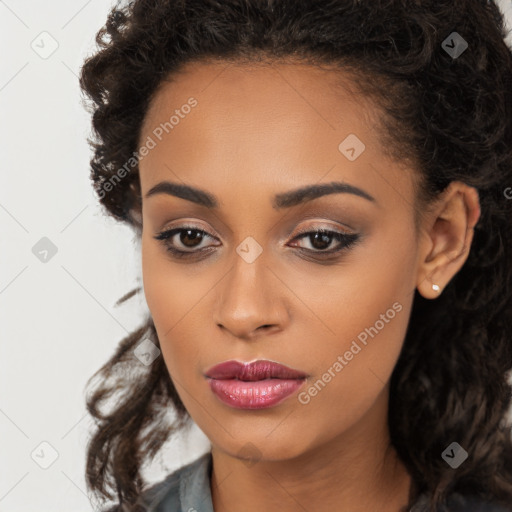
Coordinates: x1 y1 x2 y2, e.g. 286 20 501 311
154 224 360 261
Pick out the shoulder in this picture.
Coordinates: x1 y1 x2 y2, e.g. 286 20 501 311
102 451 213 512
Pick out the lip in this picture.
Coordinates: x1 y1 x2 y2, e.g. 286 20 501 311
204 359 308 409
204 359 308 380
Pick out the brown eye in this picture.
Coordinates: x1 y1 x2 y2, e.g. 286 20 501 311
290 229 360 255
154 225 220 258
178 229 205 248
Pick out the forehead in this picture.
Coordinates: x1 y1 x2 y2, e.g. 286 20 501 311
141 59 376 144
138 59 414 206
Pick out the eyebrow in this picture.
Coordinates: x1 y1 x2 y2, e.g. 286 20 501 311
144 180 376 209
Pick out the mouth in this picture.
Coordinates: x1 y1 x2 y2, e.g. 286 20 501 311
204 359 307 409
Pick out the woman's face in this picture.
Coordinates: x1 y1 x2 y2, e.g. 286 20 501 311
138 60 424 461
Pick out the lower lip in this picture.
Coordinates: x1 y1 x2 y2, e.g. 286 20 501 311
207 378 305 409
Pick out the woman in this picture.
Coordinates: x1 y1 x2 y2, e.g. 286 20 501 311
79 1 512 511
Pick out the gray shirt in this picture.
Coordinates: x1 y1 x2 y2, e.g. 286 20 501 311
137 452 214 512
111 452 511 512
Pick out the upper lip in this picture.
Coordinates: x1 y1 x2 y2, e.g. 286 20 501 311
204 359 307 381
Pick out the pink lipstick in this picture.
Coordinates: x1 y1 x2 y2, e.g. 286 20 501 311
204 359 307 409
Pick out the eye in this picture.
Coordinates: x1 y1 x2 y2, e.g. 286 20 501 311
154 225 220 259
289 228 360 256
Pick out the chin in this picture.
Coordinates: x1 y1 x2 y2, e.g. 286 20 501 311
213 435 312 465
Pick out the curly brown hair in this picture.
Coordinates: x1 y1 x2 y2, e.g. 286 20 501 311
79 1 512 511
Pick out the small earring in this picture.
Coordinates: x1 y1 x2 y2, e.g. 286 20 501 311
432 283 440 292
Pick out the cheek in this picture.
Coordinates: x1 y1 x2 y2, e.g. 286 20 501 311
288 222 416 346
141 238 203 327
141 238 212 380
142 243 173 327
291 229 416 420
289 297 412 444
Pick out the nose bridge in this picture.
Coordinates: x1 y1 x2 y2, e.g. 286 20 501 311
213 241 288 338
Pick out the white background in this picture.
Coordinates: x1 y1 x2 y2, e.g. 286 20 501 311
1 1 512 511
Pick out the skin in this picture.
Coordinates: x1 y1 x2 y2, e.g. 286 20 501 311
136 60 480 512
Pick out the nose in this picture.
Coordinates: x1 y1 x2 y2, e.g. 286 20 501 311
213 251 290 341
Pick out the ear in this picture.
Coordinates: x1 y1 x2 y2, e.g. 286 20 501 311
416 181 481 299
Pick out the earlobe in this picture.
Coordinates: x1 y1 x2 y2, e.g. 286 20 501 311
417 276 444 300
416 181 481 300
